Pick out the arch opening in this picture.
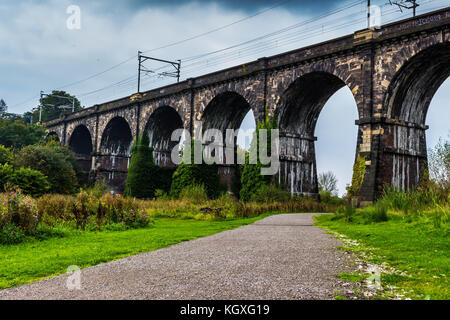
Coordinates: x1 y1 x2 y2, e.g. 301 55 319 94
144 106 183 167
69 125 93 186
201 92 253 192
98 117 133 193
386 43 450 125
277 72 359 196
202 92 252 134
69 125 93 157
100 117 133 156
383 43 450 191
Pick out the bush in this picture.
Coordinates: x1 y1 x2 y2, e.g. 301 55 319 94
170 140 224 199
240 112 277 202
0 223 25 245
8 168 50 197
0 145 13 165
372 202 389 222
179 184 208 204
0 189 39 243
333 205 356 222
14 143 78 194
250 185 291 203
83 180 110 199
0 118 47 149
37 194 74 226
0 163 13 189
124 134 159 199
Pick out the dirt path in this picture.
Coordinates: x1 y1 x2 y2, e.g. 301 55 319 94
0 214 359 300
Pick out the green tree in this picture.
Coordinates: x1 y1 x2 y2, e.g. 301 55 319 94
0 145 13 165
14 142 78 194
240 111 278 202
170 139 224 199
8 168 50 197
428 134 450 189
0 118 47 149
0 99 7 114
26 91 83 123
124 134 159 199
0 163 13 189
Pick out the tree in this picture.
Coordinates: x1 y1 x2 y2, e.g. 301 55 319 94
0 99 7 114
318 171 338 195
14 142 78 194
124 134 159 199
0 118 47 149
428 134 450 189
240 111 277 202
26 91 83 123
8 168 50 197
170 139 224 199
0 145 13 165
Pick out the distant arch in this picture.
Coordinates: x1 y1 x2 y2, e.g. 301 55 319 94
202 91 252 133
69 125 93 156
100 117 133 156
144 106 184 166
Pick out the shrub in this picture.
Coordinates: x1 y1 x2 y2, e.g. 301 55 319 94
179 184 208 204
0 145 13 165
371 202 389 222
14 143 78 194
0 189 39 242
250 185 291 203
0 163 13 189
124 134 159 199
8 168 50 197
84 180 110 199
240 111 277 202
0 223 25 245
156 166 176 194
170 139 224 199
0 118 47 149
333 205 356 222
37 194 74 226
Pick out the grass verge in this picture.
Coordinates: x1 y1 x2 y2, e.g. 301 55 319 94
315 214 449 300
0 214 271 290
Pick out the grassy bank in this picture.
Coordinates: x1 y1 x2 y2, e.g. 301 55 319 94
0 215 271 290
315 200 449 300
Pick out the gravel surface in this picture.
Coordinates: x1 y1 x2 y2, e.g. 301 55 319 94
0 214 360 300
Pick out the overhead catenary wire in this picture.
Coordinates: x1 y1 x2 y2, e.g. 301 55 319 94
78 0 446 103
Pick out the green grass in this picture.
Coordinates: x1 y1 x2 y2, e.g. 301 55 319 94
315 214 450 300
0 215 271 290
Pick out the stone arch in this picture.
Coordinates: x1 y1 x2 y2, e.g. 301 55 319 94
201 91 252 133
379 42 450 191
97 116 133 193
275 71 360 196
69 125 93 157
384 42 450 124
269 59 364 120
100 116 133 156
144 105 184 166
200 91 253 191
196 78 265 125
68 125 93 186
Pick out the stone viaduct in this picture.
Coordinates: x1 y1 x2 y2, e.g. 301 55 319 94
46 8 450 204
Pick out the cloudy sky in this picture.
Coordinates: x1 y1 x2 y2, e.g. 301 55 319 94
1 0 449 194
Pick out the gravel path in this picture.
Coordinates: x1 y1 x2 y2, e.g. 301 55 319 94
0 214 359 300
